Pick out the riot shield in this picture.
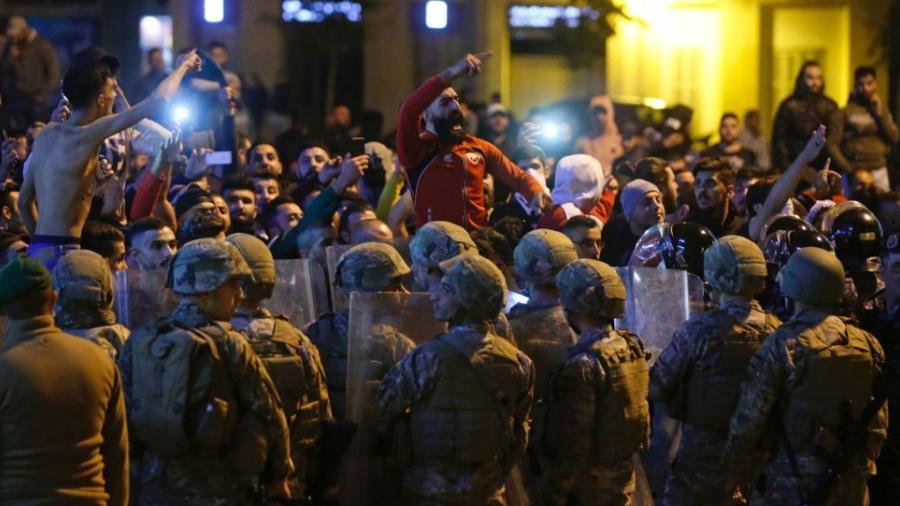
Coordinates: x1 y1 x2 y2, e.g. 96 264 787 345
325 244 353 312
615 266 704 500
615 266 704 360
269 259 317 330
114 268 179 330
341 291 446 505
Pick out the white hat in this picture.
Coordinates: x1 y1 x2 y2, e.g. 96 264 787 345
551 154 604 205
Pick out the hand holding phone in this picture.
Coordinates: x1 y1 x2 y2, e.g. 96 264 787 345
350 137 367 158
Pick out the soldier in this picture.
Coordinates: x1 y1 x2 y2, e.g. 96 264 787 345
226 233 332 500
508 229 578 437
303 242 416 420
51 249 130 359
870 233 900 504
649 235 781 505
0 256 128 505
374 254 535 504
542 259 651 505
119 238 293 504
823 201 885 327
410 220 517 344
726 247 889 504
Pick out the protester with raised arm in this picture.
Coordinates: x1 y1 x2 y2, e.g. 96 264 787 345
18 50 200 270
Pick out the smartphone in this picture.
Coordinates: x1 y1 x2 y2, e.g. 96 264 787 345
350 136 367 157
205 151 232 165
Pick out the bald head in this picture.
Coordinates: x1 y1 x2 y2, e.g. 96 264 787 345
350 219 393 245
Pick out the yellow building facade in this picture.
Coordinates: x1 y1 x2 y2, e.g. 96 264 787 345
396 0 890 139
605 0 889 137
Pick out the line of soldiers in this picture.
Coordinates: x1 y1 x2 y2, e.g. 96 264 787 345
0 218 891 505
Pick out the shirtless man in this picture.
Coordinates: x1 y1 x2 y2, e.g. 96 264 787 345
19 50 201 270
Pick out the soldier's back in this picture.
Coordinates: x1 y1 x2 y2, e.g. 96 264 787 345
542 329 650 506
232 310 332 499
508 301 577 402
657 303 779 506
122 308 289 505
742 311 886 506
401 326 533 505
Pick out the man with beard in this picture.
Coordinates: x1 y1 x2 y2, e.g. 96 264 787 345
172 183 227 245
701 113 758 172
828 66 899 193
772 61 838 172
396 52 549 230
600 179 666 267
635 157 681 219
687 157 745 237
222 178 264 238
125 217 177 270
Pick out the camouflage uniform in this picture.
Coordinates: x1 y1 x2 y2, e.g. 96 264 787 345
52 249 130 359
869 303 900 504
542 259 651 506
509 229 578 402
410 220 518 347
227 233 332 498
375 254 535 505
508 230 578 501
726 248 888 505
304 242 416 419
650 236 780 505
119 239 292 505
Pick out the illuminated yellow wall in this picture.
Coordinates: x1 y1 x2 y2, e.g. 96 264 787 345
509 55 594 118
608 0 724 137
771 6 850 116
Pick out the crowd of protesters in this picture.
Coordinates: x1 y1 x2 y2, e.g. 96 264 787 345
1 12 900 506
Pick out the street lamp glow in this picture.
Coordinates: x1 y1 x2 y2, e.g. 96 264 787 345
425 1 448 29
204 0 225 23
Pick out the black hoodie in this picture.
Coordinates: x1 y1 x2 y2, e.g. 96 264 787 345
771 64 838 171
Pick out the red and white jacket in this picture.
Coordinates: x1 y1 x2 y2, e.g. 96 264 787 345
397 76 544 230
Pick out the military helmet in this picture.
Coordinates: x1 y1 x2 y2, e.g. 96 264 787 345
52 249 115 311
821 201 883 273
762 230 833 271
779 247 845 307
409 221 477 268
438 254 507 321
703 235 767 296
167 238 252 295
514 229 577 284
335 242 410 293
555 259 626 318
226 233 277 299
759 213 814 245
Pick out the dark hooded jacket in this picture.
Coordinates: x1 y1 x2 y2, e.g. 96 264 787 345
771 65 838 171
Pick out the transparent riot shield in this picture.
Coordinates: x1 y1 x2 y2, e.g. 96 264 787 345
615 266 705 500
325 244 353 312
341 291 447 506
114 268 179 330
269 259 317 330
615 266 704 360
